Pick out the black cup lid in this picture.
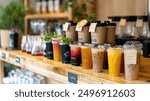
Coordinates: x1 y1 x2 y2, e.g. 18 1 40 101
108 23 116 26
137 16 147 21
66 21 77 26
90 20 101 23
97 22 107 27
108 16 121 21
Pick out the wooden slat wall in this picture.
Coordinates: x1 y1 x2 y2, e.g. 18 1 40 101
96 0 147 20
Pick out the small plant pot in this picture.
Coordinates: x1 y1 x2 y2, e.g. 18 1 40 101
46 42 53 59
60 43 71 64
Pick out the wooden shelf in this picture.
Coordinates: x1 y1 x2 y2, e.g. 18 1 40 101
0 48 150 84
25 13 69 20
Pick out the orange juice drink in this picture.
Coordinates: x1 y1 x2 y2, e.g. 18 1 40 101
52 38 61 61
81 45 92 69
107 48 123 77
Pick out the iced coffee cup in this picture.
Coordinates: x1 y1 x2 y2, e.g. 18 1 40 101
81 44 92 69
123 41 143 80
107 47 123 77
92 46 105 73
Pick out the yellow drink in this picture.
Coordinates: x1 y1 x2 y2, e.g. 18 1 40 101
107 48 123 77
81 46 92 69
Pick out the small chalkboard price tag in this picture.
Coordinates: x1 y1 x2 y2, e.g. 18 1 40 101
68 72 78 84
2 53 6 59
15 56 21 63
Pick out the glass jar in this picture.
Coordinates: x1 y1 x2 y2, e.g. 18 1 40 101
36 0 42 13
42 0 48 13
136 16 149 38
54 0 60 13
21 35 27 52
25 35 33 54
48 0 54 13
123 16 136 37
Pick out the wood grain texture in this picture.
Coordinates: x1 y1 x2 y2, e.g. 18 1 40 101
0 60 4 84
0 48 150 84
96 0 147 20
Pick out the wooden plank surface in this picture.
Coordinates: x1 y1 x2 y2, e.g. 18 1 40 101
0 48 150 84
25 13 69 20
0 60 4 84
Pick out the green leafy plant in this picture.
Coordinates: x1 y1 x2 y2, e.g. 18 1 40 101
44 32 60 42
0 0 25 33
61 36 72 44
44 32 53 42
64 0 96 22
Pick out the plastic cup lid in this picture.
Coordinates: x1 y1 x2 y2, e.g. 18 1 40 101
123 41 143 49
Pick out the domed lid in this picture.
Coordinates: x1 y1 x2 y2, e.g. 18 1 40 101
123 41 143 49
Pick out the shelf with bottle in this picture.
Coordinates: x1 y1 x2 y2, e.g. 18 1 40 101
24 0 73 35
25 13 70 20
0 48 150 84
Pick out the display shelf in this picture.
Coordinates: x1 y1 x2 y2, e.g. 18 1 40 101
25 13 70 20
24 0 73 34
0 48 150 84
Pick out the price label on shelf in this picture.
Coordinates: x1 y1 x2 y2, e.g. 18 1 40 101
15 56 21 63
89 23 97 32
119 18 126 26
136 19 143 27
63 22 70 31
124 49 137 64
68 72 78 84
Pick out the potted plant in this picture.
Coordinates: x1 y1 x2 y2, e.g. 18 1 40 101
0 0 25 49
64 0 96 22
60 36 72 64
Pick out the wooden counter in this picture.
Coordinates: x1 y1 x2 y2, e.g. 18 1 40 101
0 48 150 84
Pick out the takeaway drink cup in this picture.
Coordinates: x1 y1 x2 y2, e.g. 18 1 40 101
107 47 123 77
123 41 143 80
92 47 105 73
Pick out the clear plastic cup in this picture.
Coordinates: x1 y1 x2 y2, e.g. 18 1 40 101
81 44 92 69
92 47 105 73
123 41 143 80
107 47 123 77
52 38 61 61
